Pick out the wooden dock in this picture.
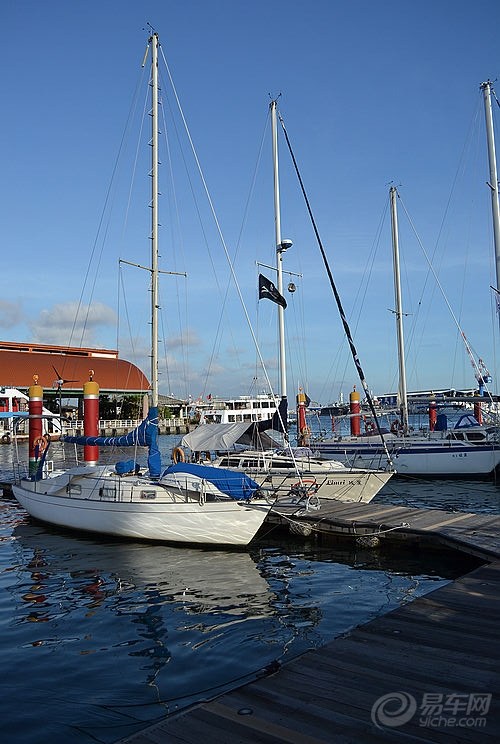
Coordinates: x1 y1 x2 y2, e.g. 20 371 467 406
117 501 500 743
266 499 500 559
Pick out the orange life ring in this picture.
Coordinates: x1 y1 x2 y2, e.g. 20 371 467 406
292 478 318 492
172 446 185 464
33 435 48 454
365 420 375 434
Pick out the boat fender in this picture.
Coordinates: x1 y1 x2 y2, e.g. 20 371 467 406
33 435 48 454
390 419 402 435
172 447 185 464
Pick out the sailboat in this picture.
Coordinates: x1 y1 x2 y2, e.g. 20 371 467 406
171 100 393 504
313 183 500 477
11 32 275 546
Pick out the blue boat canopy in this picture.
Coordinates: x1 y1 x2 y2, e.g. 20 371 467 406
162 462 261 501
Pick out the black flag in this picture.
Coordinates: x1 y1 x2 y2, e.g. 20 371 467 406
258 274 287 308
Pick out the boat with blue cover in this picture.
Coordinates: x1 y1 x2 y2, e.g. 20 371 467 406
11 32 274 546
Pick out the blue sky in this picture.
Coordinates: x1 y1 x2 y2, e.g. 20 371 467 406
1 0 500 405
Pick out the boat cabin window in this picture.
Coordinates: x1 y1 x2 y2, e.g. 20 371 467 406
270 460 293 469
446 431 485 442
241 458 264 468
218 457 241 467
465 432 486 442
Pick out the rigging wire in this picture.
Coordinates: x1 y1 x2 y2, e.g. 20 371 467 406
198 108 271 399
158 44 285 424
70 59 149 358
397 193 494 403
319 194 394 407
277 109 393 467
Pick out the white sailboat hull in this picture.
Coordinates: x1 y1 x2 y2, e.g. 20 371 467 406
312 439 500 476
246 469 392 503
210 450 393 503
12 467 271 546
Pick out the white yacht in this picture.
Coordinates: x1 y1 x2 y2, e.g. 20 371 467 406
194 393 280 425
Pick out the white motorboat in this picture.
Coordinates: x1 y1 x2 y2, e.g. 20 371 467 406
193 393 281 425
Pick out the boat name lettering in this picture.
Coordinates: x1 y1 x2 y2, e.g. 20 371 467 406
326 479 362 486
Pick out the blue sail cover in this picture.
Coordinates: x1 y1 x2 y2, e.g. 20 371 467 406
61 407 162 478
162 462 261 501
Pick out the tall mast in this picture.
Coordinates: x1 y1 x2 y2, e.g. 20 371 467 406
389 186 408 432
481 81 500 295
150 33 160 409
270 100 287 401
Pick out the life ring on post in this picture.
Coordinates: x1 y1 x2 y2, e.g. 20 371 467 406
390 419 402 435
33 435 48 455
172 447 185 464
292 478 318 493
364 420 375 434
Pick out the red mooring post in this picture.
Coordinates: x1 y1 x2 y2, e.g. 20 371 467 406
28 375 44 476
83 371 99 465
429 399 437 431
350 387 361 436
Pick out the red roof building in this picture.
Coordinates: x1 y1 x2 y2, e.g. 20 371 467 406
0 341 149 395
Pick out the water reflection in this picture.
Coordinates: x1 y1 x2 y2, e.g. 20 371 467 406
1 494 482 744
13 523 277 675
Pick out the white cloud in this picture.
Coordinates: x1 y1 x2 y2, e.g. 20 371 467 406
29 302 117 346
0 299 23 328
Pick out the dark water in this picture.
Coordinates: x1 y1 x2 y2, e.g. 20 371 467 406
375 473 500 514
0 432 496 744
